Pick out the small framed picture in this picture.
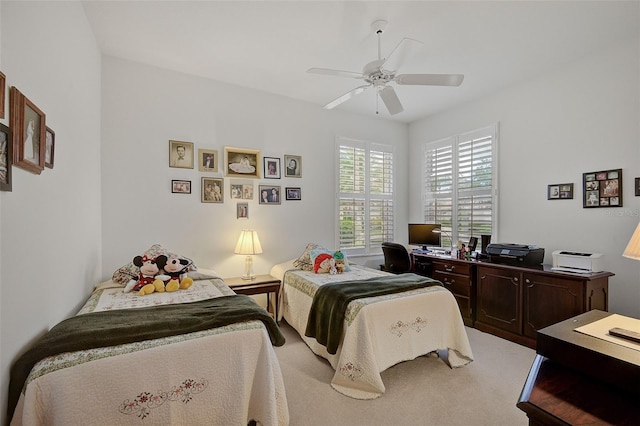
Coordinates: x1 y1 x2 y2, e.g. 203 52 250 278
198 149 218 172
237 202 249 219
258 185 281 205
224 146 260 178
583 169 622 208
44 127 55 169
284 154 302 178
0 122 12 191
264 156 281 179
10 87 45 174
286 187 301 200
171 179 191 194
0 71 5 119
230 182 254 199
169 140 194 169
635 177 640 196
202 177 223 203
547 183 573 200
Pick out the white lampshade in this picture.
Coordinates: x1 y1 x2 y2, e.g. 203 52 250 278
234 229 263 255
623 222 640 261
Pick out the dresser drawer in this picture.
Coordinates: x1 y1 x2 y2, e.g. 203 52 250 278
433 270 472 297
433 260 472 276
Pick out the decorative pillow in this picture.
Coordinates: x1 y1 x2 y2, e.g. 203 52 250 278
111 244 197 285
293 243 328 271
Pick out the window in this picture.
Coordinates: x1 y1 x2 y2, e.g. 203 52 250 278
337 137 394 255
422 125 497 247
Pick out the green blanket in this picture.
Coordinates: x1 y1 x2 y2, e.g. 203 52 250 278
304 273 442 355
8 294 284 423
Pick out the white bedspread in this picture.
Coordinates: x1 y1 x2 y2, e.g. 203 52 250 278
271 261 473 400
11 275 289 426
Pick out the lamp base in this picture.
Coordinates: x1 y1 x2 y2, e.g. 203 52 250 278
241 255 255 280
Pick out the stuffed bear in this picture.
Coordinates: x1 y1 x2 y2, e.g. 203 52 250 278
156 254 194 292
123 254 168 295
333 250 346 273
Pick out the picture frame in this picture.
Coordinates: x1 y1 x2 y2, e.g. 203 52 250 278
171 179 191 194
635 177 640 196
202 177 223 203
237 202 249 219
0 122 12 191
284 154 302 178
583 168 622 208
230 182 254 199
263 156 281 179
169 140 194 169
258 185 281 205
10 87 45 174
285 187 301 200
44 127 55 169
224 146 260 178
547 183 573 200
0 71 5 119
198 148 218 172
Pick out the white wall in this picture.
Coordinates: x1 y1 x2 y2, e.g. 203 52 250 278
100 57 409 279
409 36 640 318
0 1 102 422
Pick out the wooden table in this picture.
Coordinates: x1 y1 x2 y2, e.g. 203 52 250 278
224 274 281 321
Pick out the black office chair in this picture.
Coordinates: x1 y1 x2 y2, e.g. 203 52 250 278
381 242 413 274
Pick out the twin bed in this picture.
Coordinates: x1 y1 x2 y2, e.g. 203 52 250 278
8 244 473 425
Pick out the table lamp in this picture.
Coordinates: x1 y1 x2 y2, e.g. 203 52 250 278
622 222 640 261
235 229 262 280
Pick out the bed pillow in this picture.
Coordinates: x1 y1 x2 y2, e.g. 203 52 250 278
293 243 328 271
111 244 198 285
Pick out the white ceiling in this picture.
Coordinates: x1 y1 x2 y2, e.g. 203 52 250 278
82 1 639 123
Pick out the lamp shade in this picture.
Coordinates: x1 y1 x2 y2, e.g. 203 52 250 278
234 229 263 255
623 222 640 261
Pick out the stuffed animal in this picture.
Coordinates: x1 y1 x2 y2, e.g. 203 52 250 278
156 254 194 292
333 251 345 273
314 252 337 274
123 254 168 295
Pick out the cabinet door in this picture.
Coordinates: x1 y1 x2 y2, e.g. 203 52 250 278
477 266 522 334
522 273 584 339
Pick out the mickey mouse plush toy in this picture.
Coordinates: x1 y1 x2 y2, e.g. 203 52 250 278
156 254 194 292
123 254 167 295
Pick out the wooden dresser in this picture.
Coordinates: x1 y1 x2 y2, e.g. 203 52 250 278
411 253 614 348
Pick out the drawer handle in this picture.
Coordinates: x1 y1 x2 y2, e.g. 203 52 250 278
513 277 519 283
445 266 455 272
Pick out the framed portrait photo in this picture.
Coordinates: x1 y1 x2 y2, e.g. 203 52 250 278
202 177 223 203
224 146 260 178
284 154 302 178
237 202 249 219
198 148 218 172
0 71 5 119
547 183 573 200
169 140 194 169
286 187 301 200
44 127 55 169
635 177 640 196
258 185 281 205
0 123 12 191
583 168 622 208
171 179 191 194
10 86 45 174
263 156 281 179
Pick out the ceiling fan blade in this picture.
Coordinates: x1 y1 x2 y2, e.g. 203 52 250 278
323 84 371 110
307 67 364 80
381 38 422 72
395 74 464 86
378 86 404 115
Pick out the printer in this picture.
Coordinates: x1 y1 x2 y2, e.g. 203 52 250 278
551 250 604 273
486 243 545 266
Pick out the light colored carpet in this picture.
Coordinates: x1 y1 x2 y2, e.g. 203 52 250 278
274 321 536 426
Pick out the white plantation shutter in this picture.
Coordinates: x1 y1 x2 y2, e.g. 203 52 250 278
423 125 497 247
338 139 394 254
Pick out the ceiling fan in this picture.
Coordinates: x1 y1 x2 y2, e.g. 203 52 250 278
308 20 464 115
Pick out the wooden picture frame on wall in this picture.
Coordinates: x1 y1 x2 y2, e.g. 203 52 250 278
198 148 218 172
0 122 12 191
169 140 194 169
583 168 622 208
0 71 6 119
224 146 260 178
202 177 223 203
10 87 46 174
44 127 55 169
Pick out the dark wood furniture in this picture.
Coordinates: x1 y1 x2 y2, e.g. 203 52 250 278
517 311 640 425
224 274 281 321
411 252 614 348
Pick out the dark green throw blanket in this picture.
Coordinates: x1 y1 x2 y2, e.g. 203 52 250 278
7 294 284 423
304 273 442 355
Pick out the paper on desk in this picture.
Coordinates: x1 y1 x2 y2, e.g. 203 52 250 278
574 314 640 352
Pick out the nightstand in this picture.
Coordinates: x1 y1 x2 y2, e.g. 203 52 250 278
224 274 281 321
